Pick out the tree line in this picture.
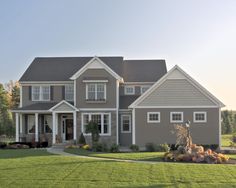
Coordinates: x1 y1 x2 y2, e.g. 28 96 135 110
0 81 20 136
221 110 236 134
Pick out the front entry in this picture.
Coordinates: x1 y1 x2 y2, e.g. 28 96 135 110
65 119 73 140
62 117 74 142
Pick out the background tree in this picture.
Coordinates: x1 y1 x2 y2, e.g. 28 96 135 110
221 110 236 134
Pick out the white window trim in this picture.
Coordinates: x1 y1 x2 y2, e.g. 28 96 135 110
121 115 131 133
85 83 107 101
65 84 74 101
193 112 207 123
141 85 151 94
32 85 50 101
81 113 111 136
124 86 135 95
147 112 160 123
170 112 183 123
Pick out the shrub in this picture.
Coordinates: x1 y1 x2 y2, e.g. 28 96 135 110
156 143 170 152
145 143 157 152
92 142 108 152
110 144 120 153
82 144 90 150
78 133 86 145
130 144 139 152
0 142 7 149
65 144 79 149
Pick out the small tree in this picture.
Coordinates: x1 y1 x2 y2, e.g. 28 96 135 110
174 124 192 150
85 121 100 146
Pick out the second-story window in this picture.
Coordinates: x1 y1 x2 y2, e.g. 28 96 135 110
86 83 106 101
65 84 74 101
32 86 50 101
124 86 135 95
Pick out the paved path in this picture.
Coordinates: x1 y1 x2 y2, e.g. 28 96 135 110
46 147 161 164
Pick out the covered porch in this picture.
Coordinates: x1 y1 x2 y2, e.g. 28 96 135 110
14 100 79 146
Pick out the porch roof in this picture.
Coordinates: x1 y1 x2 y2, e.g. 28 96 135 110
12 102 57 112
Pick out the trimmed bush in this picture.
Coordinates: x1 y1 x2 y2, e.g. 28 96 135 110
130 144 139 152
145 143 157 152
110 144 120 153
92 142 108 152
78 133 86 145
156 143 170 152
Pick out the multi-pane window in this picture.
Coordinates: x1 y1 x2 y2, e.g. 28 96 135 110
32 86 50 101
65 84 74 101
44 115 52 133
82 113 110 135
147 112 160 123
28 115 35 133
170 112 183 123
124 86 135 95
86 83 106 101
141 86 151 94
194 112 207 123
121 115 131 133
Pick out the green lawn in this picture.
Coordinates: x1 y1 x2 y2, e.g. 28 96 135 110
222 134 233 147
1 149 236 187
65 148 165 161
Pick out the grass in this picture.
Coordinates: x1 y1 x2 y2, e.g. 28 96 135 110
0 149 236 187
65 148 165 161
221 134 233 147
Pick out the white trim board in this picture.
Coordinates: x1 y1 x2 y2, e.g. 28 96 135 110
79 108 117 111
132 106 219 109
70 56 123 81
129 65 225 108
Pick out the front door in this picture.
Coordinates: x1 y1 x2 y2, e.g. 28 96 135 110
65 119 73 140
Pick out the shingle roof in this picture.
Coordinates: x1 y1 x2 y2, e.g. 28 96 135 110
14 103 57 111
19 56 167 82
119 95 140 109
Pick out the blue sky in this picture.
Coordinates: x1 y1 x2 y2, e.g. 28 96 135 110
0 0 236 109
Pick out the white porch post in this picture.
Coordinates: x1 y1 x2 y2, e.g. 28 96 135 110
73 111 77 141
19 114 23 134
52 112 56 144
55 113 58 135
35 113 39 142
15 113 19 142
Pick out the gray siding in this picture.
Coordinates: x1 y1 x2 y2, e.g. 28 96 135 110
135 108 220 147
76 69 117 108
138 79 216 106
22 85 64 107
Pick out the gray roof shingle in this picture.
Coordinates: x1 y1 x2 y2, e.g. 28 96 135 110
19 56 166 82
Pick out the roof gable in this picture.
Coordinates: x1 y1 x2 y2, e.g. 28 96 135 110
49 100 78 112
129 65 225 108
70 56 123 81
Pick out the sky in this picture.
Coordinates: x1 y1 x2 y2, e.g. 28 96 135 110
0 0 236 109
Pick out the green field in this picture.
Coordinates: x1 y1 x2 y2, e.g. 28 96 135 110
1 149 236 187
65 148 165 161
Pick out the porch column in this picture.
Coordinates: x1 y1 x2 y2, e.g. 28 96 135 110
19 114 23 134
15 113 19 142
73 111 77 141
35 113 39 142
55 113 58 135
52 112 56 144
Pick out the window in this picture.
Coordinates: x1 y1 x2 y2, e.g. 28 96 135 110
121 115 131 133
28 115 35 133
194 112 207 123
82 113 111 135
32 86 50 101
170 112 183 123
147 112 160 123
124 86 135 95
141 86 151 94
86 83 106 101
44 115 52 133
65 84 74 101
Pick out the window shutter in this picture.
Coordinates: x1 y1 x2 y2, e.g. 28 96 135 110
29 86 32 100
62 86 65 100
50 86 54 101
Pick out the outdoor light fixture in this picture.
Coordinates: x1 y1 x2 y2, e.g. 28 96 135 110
185 120 191 128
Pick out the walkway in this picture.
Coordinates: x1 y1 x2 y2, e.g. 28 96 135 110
46 147 160 164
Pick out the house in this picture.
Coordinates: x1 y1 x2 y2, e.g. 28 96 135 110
13 56 225 147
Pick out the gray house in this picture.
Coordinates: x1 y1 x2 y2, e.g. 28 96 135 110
13 56 225 147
